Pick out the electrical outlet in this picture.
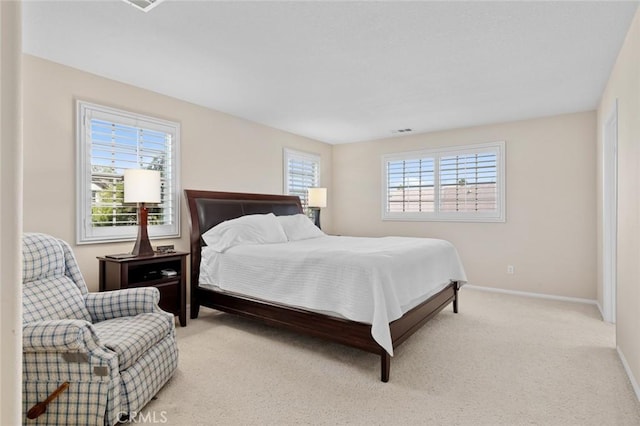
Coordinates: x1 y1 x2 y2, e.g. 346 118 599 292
507 265 515 274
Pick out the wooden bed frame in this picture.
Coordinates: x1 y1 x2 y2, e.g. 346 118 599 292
185 189 460 382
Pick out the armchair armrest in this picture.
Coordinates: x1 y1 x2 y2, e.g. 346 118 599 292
85 287 161 323
23 319 101 352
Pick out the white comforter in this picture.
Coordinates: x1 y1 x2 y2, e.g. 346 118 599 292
199 235 467 355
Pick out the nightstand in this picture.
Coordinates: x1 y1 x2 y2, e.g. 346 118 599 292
97 251 189 326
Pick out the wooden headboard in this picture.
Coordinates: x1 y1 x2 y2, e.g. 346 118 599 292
184 190 303 288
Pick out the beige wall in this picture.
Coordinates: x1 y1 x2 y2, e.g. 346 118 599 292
1 2 23 423
333 111 597 299
22 55 333 292
597 8 640 396
21 56 599 302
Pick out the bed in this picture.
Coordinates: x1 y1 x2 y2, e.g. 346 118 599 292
185 189 466 382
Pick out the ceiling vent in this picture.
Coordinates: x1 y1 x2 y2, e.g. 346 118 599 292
391 128 413 134
122 0 165 13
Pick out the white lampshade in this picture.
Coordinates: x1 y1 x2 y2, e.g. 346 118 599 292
124 169 161 203
308 187 327 208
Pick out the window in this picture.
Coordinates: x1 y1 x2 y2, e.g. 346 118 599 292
283 148 320 209
76 101 180 244
383 141 505 222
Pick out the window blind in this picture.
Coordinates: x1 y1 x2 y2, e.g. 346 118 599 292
284 149 320 208
77 101 180 243
439 152 498 213
386 158 435 213
382 141 505 222
90 120 174 227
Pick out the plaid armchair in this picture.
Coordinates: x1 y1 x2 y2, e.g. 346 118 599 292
22 233 178 425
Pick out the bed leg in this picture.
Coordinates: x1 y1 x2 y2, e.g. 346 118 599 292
453 281 459 314
381 352 390 382
190 301 200 319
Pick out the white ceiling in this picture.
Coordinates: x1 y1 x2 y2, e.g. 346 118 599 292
22 0 638 144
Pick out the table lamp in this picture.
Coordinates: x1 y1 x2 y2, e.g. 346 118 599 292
307 187 327 229
124 169 161 256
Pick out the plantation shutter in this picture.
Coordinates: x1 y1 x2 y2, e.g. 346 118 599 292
382 141 504 222
284 149 320 208
90 119 174 227
386 158 435 213
77 101 180 243
439 151 498 213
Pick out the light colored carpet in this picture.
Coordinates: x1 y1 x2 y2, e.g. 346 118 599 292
144 288 640 425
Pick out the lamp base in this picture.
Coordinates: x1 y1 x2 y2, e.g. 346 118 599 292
132 204 155 257
310 207 321 229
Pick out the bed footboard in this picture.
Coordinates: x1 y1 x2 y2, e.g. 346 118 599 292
383 281 459 381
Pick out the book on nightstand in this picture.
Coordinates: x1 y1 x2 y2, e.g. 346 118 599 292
161 269 178 277
104 253 137 260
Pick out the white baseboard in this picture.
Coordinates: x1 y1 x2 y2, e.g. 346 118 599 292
596 301 605 321
464 284 597 305
617 346 640 402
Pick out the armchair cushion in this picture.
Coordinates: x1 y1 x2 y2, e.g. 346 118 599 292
23 276 91 323
93 312 174 370
22 233 66 282
85 287 161 323
22 233 91 323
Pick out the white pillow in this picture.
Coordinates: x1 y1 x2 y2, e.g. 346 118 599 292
202 213 288 253
277 214 326 241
